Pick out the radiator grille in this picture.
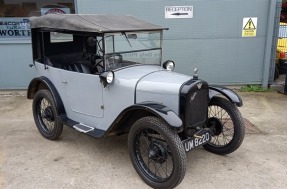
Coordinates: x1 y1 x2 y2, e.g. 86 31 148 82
184 88 209 128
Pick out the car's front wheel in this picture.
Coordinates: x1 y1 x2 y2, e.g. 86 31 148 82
32 89 63 140
203 96 245 155
128 116 186 189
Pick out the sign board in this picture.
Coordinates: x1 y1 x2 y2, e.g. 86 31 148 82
41 8 70 15
0 18 30 38
242 17 257 37
165 6 193 19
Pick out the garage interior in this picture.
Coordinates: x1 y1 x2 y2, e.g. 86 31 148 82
272 0 287 94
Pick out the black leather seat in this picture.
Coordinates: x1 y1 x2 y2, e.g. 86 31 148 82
46 53 92 74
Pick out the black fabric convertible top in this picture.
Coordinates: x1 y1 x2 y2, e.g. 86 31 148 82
29 14 167 33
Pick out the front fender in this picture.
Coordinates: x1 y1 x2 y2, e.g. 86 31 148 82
209 85 243 107
107 102 183 136
111 102 183 135
134 102 183 132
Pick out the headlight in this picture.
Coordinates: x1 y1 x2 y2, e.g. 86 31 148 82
100 71 115 87
163 60 175 71
106 71 114 83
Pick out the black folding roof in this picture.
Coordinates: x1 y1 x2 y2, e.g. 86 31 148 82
29 14 167 33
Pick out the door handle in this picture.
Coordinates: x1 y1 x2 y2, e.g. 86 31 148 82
62 81 67 84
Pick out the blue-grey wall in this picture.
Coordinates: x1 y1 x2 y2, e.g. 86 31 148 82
77 0 274 85
0 0 278 89
0 42 35 89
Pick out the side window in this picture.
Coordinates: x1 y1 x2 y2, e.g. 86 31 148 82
50 32 73 43
43 34 94 74
34 32 103 75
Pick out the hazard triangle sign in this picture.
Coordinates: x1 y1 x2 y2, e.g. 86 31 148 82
242 17 257 37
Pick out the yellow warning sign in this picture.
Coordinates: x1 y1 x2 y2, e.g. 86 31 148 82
242 17 257 37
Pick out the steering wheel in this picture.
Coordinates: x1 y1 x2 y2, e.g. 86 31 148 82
95 59 104 69
91 54 104 72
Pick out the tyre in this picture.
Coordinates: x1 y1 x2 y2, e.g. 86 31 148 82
203 97 245 155
32 89 63 140
128 116 186 189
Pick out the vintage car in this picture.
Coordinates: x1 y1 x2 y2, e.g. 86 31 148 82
27 14 245 189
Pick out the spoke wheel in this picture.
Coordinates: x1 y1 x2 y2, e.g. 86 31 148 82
203 97 245 155
32 89 63 140
128 116 186 189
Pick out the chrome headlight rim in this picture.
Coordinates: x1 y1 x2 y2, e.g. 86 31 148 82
163 60 175 71
106 71 114 84
100 70 115 87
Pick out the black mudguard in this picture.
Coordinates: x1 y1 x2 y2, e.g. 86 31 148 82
105 101 183 136
134 102 183 132
108 102 183 134
27 76 66 115
209 85 243 107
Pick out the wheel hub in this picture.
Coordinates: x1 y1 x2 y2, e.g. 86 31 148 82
207 117 223 135
43 106 54 122
148 141 167 164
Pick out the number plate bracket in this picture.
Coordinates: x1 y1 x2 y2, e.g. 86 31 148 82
182 129 211 152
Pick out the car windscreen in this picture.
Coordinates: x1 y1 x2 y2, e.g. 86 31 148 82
104 31 162 70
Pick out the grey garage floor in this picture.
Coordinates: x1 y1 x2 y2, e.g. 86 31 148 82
0 91 286 189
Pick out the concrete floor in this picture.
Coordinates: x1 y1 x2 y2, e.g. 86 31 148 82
0 91 286 189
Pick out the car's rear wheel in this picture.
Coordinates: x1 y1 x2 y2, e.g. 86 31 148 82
203 97 245 155
128 116 186 189
32 89 63 140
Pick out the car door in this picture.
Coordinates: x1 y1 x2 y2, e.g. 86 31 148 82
60 70 104 118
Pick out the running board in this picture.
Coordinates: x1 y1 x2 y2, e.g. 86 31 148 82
58 115 106 138
73 123 94 133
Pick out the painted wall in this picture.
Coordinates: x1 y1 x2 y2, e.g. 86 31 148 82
0 42 35 89
0 0 278 89
77 0 272 85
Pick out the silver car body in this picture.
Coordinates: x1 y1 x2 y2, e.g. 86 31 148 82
28 14 243 137
34 61 191 131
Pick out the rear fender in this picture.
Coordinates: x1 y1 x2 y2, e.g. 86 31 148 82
27 76 65 114
209 85 243 107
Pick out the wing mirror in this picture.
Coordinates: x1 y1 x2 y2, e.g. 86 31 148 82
100 71 115 87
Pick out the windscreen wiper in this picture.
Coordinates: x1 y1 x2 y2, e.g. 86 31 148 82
122 32 132 47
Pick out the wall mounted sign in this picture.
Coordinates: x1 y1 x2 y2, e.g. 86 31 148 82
165 6 193 19
41 8 70 15
242 17 257 37
0 18 30 38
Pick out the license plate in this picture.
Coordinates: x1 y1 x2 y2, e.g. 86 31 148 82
182 130 211 152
